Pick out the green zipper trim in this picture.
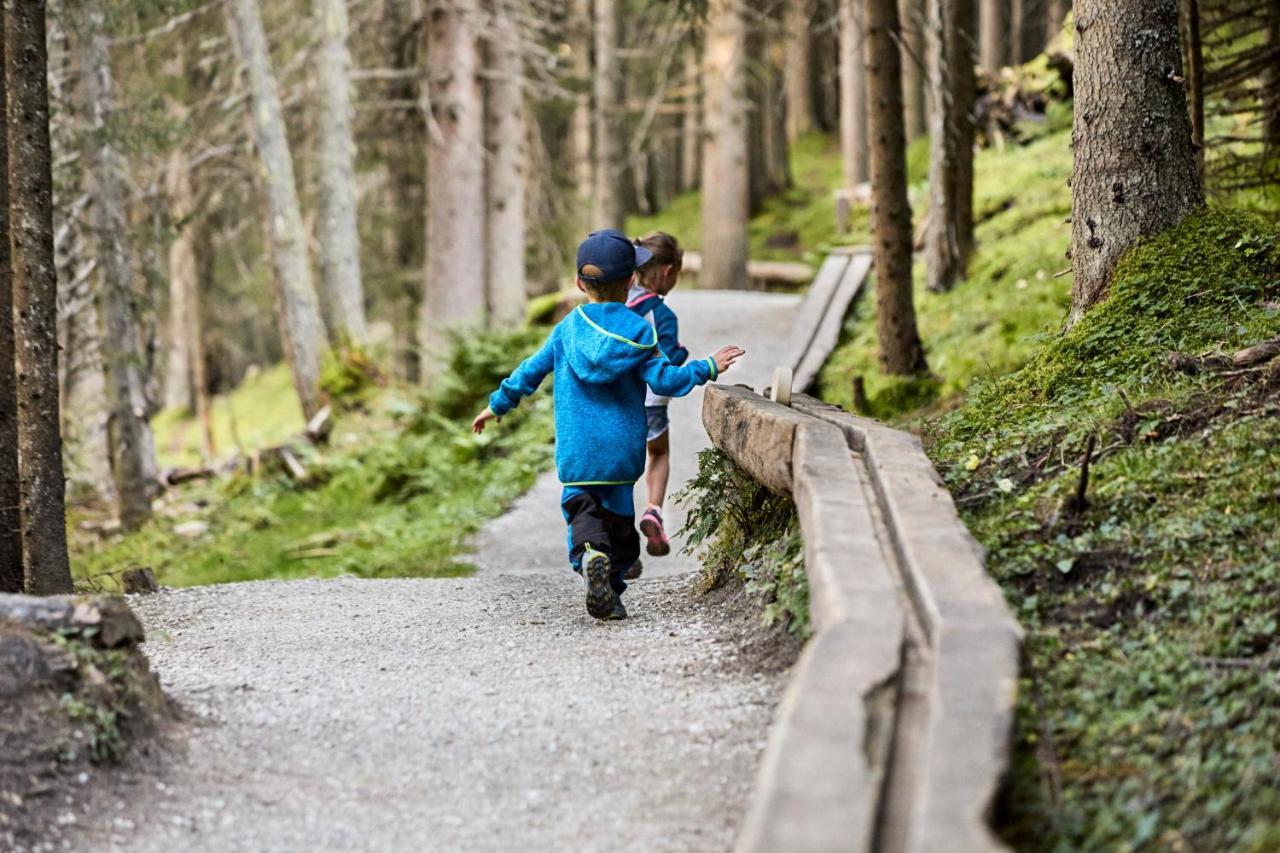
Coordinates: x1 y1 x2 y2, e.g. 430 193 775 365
563 479 635 486
576 306 657 350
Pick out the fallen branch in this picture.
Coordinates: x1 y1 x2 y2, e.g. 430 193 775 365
1166 336 1280 374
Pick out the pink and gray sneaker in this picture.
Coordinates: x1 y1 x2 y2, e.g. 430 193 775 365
639 507 671 557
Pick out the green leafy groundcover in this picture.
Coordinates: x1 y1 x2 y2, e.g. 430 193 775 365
75 329 554 588
929 208 1280 850
678 449 810 638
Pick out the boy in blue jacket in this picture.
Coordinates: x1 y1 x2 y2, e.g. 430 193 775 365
472 230 743 621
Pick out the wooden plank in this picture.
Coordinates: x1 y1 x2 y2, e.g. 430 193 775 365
793 252 873 392
682 251 814 286
782 253 852 373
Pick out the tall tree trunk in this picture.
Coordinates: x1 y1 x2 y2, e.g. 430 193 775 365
980 0 1003 72
315 0 368 344
166 149 214 461
0 12 19 594
784 0 816 140
814 0 842 131
1009 0 1024 64
77 1 156 531
592 0 625 230
163 159 193 413
568 0 594 218
866 0 928 374
840 0 870 188
701 0 750 291
901 0 927 141
925 0 976 290
765 11 793 196
191 219 215 462
1179 0 1203 176
227 0 328 418
381 0 423 383
1046 0 1068 47
6 0 72 594
1262 0 1279 146
1069 0 1202 323
422 0 487 376
485 0 527 327
679 46 702 191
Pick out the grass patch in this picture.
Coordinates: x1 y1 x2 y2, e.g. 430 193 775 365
678 448 809 638
926 208 1280 850
152 362 303 469
73 329 554 589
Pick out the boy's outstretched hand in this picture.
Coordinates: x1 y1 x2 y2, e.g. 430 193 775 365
713 346 745 374
472 407 499 434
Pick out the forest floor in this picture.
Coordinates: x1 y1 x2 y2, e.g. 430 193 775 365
62 291 801 852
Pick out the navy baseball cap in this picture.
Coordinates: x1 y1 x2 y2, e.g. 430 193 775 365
576 229 653 284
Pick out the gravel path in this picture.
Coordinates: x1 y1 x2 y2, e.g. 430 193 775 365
70 290 800 853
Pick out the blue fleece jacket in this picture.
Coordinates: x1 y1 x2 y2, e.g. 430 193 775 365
627 285 689 365
488 303 718 486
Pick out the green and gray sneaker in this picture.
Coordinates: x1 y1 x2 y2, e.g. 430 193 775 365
605 597 627 621
583 545 615 619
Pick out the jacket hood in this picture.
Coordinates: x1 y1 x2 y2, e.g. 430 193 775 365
562 303 657 384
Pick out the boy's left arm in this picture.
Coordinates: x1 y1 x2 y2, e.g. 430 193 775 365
640 349 719 399
653 303 688 366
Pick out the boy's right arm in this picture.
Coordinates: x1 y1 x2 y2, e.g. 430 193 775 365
488 332 556 418
641 345 743 398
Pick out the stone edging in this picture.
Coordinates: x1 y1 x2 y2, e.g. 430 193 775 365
701 384 1022 853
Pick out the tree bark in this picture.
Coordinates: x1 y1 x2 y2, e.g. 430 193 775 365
568 0 593 216
679 46 702 191
1009 0 1024 64
165 149 214 462
315 0 368 344
839 0 870 188
784 0 816 140
866 0 928 374
485 0 527 328
1069 0 1203 323
76 1 157 531
0 10 18 594
592 0 626 230
6 0 72 594
226 0 329 418
900 0 927 141
380 0 423 383
701 0 750 291
925 0 976 290
980 0 1003 72
1179 0 1203 176
422 0 487 377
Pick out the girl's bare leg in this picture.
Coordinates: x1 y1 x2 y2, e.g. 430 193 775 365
646 430 670 510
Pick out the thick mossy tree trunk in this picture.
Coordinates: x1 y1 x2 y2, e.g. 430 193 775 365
0 13 19 594
592 0 625 230
925 0 977 291
1069 0 1203 323
485 0 527 328
701 0 750 291
77 2 156 531
866 0 928 374
314 0 368 344
6 0 72 594
839 0 870 187
422 0 488 377
783 0 816 141
227 0 328 418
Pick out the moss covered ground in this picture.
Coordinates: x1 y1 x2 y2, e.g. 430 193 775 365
72 330 554 589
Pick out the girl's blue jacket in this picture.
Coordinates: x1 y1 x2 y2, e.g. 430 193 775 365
487 302 718 486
